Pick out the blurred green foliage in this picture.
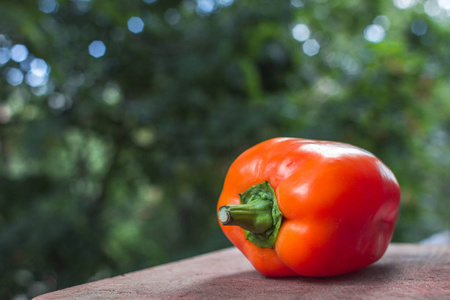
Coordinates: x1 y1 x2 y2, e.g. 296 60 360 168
0 0 449 298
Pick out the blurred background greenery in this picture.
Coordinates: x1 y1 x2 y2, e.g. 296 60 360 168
0 0 449 298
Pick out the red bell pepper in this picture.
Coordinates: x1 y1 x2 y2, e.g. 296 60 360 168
217 138 400 277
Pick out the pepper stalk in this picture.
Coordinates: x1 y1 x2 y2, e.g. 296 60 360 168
218 181 282 249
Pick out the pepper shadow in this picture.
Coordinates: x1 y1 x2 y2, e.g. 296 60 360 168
185 263 398 299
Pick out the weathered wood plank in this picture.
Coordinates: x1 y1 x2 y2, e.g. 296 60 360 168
34 244 450 299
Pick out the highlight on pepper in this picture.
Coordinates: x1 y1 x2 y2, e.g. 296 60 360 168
217 137 400 277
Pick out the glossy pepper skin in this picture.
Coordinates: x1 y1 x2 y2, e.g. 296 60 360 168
217 138 400 277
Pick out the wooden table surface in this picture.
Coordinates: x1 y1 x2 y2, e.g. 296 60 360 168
35 244 450 299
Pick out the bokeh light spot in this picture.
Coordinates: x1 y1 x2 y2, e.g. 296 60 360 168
411 19 428 36
30 58 49 76
48 93 67 110
217 0 234 6
317 77 341 96
393 0 417 9
424 0 442 16
291 0 304 8
102 83 122 106
364 24 386 43
39 0 59 14
11 44 29 62
6 68 24 86
197 0 215 14
0 47 10 64
292 24 310 42
164 9 181 25
88 41 106 58
303 39 320 56
127 17 145 34
26 71 48 87
438 0 450 9
374 15 390 30
72 0 92 14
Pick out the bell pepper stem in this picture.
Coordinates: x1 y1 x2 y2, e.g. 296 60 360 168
218 202 273 234
217 181 283 248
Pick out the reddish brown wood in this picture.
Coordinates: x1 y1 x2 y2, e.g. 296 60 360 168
34 244 450 299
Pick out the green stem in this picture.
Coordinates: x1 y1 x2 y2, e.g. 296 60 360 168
218 181 283 249
218 202 273 234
